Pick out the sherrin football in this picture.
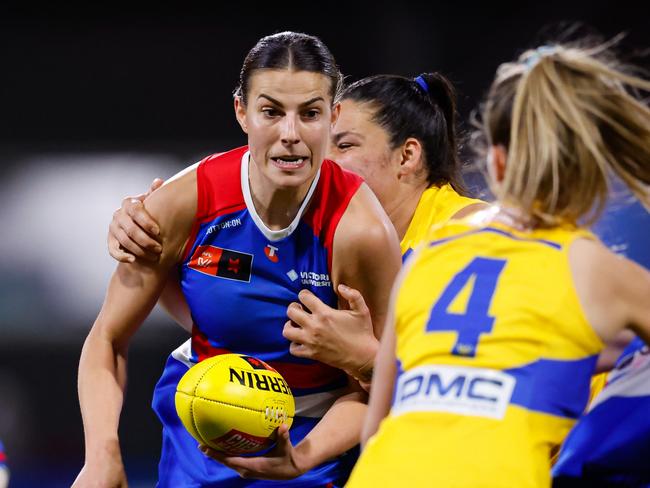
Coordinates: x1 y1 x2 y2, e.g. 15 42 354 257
175 353 295 455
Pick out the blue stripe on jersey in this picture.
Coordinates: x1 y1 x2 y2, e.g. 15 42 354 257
505 355 598 419
428 227 562 251
402 248 413 262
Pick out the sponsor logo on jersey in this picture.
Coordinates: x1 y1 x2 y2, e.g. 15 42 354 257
188 245 253 282
300 271 331 288
264 244 279 263
392 365 515 420
205 217 242 235
229 368 291 395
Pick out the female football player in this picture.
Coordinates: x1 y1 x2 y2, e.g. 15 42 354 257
73 31 401 487
348 40 650 487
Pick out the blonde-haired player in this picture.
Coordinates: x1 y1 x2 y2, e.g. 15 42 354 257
348 40 650 487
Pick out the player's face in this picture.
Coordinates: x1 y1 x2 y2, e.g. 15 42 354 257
329 99 402 208
236 69 338 192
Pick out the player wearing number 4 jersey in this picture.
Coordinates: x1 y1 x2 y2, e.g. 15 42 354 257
348 39 650 487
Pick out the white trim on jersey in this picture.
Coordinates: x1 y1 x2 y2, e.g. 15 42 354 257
240 150 321 242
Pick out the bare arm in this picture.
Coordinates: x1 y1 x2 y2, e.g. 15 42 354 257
570 238 650 345
108 178 164 263
360 252 415 447
330 183 401 379
107 178 194 331
361 318 396 448
73 171 196 487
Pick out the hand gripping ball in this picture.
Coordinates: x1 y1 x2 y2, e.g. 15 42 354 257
175 354 295 455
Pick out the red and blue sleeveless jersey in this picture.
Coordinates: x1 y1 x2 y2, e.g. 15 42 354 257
180 145 361 401
151 146 363 487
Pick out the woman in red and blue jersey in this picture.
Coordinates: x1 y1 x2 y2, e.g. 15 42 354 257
73 32 401 488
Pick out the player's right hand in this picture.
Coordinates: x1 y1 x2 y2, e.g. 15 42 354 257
108 178 164 263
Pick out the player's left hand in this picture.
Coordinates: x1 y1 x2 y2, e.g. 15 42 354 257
199 424 306 480
283 284 378 382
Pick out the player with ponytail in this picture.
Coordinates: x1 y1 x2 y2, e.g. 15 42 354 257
349 40 650 487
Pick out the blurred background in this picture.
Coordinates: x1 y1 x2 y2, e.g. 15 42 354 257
1 1 649 486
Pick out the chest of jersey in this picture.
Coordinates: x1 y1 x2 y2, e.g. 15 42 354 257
181 208 336 359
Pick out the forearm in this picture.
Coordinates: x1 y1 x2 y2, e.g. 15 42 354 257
78 327 128 463
361 322 396 447
348 337 379 388
293 389 367 472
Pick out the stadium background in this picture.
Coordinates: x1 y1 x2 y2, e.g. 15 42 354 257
1 2 649 486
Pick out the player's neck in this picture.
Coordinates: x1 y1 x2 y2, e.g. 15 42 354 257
491 204 538 231
386 182 428 241
248 162 314 231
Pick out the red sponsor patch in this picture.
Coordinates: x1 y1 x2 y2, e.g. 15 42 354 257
211 429 271 455
264 244 279 263
188 245 253 282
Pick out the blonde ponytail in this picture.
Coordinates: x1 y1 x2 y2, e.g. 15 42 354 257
482 41 650 225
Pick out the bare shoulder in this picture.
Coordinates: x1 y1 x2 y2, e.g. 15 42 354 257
450 202 491 220
144 164 198 264
332 183 401 335
569 236 650 342
334 183 400 256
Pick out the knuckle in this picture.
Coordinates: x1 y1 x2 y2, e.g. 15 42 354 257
124 223 136 238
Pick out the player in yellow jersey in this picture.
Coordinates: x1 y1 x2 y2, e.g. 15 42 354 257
348 40 650 488
106 73 486 387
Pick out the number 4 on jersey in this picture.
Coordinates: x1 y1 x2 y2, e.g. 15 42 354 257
425 257 506 357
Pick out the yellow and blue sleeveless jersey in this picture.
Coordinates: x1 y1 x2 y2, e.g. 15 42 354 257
400 184 482 258
348 219 605 488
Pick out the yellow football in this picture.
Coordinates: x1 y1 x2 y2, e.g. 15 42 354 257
175 353 295 455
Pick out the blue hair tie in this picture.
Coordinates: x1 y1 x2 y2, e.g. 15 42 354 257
414 75 429 94
524 45 557 71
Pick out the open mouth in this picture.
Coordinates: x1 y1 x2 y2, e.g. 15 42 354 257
270 155 308 169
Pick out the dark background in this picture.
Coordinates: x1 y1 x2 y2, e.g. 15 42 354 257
1 2 649 486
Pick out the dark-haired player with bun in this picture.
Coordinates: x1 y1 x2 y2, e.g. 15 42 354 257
73 31 401 488
107 72 487 388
